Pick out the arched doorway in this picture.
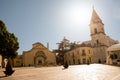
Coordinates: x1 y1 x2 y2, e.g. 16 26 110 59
83 58 86 64
34 51 46 66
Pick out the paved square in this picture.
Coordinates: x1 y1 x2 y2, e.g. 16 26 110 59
0 64 120 80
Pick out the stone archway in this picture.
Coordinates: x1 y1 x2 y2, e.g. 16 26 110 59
82 58 86 64
34 51 47 66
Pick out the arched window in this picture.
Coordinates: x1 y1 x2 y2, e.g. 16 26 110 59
94 28 97 33
78 59 80 64
96 40 99 44
72 52 74 58
82 49 86 56
73 59 75 64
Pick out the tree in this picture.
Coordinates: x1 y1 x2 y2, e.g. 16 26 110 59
0 20 19 58
0 20 19 76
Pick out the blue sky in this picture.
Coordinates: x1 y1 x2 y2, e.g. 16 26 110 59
0 0 120 54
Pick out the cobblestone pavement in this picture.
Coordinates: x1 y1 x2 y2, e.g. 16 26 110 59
0 64 120 80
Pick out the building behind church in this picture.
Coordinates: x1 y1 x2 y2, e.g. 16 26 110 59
106 43 120 65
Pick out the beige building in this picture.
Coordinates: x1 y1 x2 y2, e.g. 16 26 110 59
64 45 93 65
0 54 23 67
23 42 56 67
12 55 23 67
106 43 120 65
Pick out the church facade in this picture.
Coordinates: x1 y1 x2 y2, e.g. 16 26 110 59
22 42 56 66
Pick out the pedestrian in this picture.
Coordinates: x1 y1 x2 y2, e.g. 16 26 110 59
63 61 69 69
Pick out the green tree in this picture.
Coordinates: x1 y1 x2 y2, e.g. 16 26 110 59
0 20 19 58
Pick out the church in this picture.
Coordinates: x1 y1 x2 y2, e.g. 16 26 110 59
63 8 118 64
88 8 118 63
22 42 56 67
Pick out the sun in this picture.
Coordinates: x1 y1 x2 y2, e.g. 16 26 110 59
60 2 91 27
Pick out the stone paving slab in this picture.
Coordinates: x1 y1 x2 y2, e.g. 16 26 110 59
0 64 120 80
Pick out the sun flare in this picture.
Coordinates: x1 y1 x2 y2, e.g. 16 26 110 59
61 2 91 27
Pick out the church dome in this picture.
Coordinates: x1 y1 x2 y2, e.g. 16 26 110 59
107 43 120 51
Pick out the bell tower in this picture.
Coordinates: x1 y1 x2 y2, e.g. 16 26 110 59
89 8 106 46
89 7 118 63
89 7 108 63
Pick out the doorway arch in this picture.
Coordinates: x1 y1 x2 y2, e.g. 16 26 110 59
34 51 46 66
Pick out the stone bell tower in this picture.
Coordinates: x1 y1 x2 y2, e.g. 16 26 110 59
89 8 118 63
89 7 106 47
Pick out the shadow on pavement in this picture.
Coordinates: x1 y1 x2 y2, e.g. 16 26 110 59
0 75 6 78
